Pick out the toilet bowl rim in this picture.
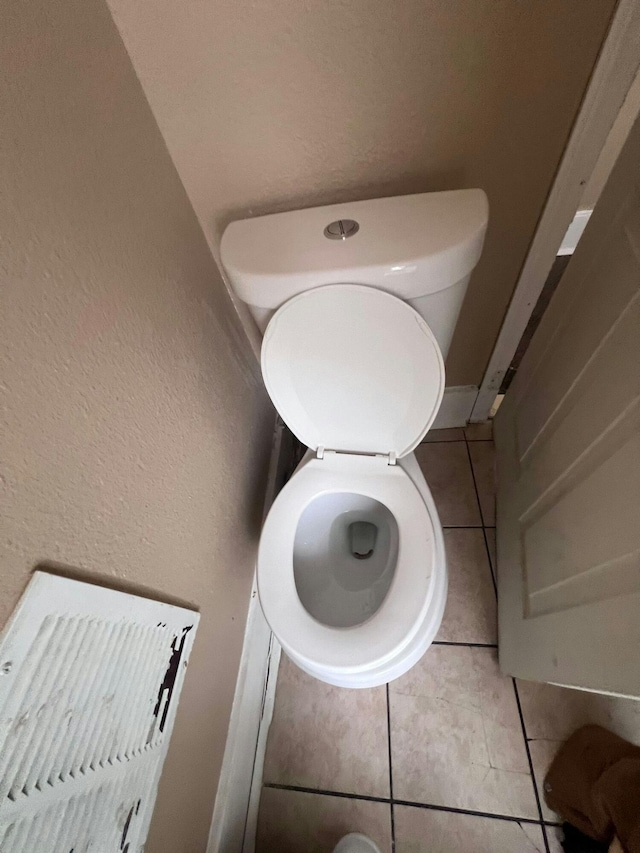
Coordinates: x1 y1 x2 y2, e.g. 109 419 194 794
257 451 443 672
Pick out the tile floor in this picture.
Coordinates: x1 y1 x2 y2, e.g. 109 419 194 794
256 425 640 853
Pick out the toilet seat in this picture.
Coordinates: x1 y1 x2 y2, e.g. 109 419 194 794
261 284 445 457
258 283 447 685
258 450 438 675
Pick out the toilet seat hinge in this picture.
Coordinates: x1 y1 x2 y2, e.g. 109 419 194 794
316 446 397 465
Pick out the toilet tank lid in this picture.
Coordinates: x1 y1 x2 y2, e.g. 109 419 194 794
221 189 489 308
261 285 445 457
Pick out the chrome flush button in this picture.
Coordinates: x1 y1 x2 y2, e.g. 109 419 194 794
324 219 360 240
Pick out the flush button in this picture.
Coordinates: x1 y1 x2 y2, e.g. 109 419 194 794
324 219 359 240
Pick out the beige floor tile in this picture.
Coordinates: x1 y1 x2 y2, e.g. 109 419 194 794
485 527 497 584
395 806 547 853
464 422 494 441
389 646 538 818
517 679 640 821
256 787 392 853
414 442 482 527
468 441 496 525
263 655 390 798
436 529 497 644
421 428 465 442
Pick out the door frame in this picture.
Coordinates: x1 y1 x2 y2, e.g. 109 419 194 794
470 0 640 423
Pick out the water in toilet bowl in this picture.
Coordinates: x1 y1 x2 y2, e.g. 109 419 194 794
293 492 399 629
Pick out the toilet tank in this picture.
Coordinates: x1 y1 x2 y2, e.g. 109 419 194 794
220 190 488 359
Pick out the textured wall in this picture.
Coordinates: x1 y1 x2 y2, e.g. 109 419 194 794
0 1 273 851
580 68 640 211
106 0 615 385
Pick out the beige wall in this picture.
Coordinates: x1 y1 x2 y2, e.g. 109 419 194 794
580 68 640 211
0 1 273 851
106 0 615 386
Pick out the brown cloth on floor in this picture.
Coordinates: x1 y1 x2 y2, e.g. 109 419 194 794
544 724 640 853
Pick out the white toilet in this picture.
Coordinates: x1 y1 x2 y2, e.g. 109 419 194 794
221 190 488 688
333 833 381 853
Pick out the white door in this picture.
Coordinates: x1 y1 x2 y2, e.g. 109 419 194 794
494 111 640 698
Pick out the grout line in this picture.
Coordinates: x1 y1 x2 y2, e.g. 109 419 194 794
392 800 545 826
481 526 498 594
386 684 396 853
512 679 551 853
432 641 498 649
464 434 498 596
263 782 547 827
442 524 484 529
464 434 487 524
263 783 389 804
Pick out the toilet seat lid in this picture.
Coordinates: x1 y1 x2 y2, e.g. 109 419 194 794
261 284 445 458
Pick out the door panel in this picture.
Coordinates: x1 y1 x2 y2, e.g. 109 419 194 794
495 111 640 697
514 228 640 460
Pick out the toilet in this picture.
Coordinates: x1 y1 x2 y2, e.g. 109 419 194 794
221 190 489 688
333 833 381 853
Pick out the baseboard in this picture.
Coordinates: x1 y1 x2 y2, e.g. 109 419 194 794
206 585 276 853
241 634 281 853
206 420 286 853
431 385 478 429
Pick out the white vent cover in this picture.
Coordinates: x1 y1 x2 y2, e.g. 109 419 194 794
0 572 199 852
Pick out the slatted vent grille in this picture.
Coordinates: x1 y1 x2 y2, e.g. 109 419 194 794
0 765 147 853
0 572 198 853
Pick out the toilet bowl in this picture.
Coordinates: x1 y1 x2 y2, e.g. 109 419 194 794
256 285 448 688
332 833 382 853
220 190 489 688
259 448 446 687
